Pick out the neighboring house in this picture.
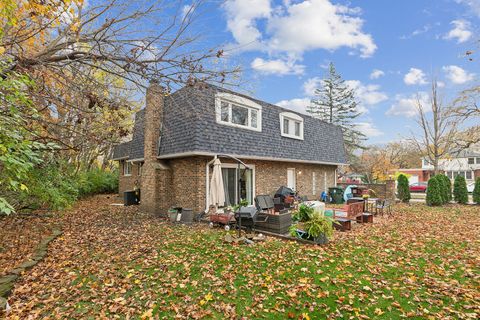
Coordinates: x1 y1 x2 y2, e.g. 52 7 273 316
112 82 347 214
337 173 364 184
395 149 480 186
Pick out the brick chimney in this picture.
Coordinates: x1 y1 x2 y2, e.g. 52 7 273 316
140 81 170 214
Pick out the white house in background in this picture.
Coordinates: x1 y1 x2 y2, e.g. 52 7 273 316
421 148 480 191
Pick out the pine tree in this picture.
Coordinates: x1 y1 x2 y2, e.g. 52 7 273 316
308 62 366 156
453 175 468 204
397 174 411 203
426 176 443 206
472 177 480 204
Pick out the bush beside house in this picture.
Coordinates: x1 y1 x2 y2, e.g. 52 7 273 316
473 177 480 204
426 176 443 206
397 174 411 203
453 175 469 204
3 162 118 213
437 174 452 204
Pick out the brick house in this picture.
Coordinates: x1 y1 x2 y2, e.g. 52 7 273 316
112 82 347 214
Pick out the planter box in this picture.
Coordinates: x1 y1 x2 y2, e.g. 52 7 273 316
255 212 292 234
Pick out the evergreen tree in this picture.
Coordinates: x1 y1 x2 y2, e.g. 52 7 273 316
472 177 480 204
453 175 468 204
426 176 443 206
308 62 366 157
438 174 451 204
397 174 411 203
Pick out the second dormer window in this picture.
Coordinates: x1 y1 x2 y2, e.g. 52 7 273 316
216 93 262 131
280 112 304 140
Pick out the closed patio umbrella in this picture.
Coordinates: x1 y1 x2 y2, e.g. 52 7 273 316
209 158 225 207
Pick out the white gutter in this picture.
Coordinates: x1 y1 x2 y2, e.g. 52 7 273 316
158 151 347 166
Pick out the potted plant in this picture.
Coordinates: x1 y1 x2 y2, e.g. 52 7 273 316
289 206 335 245
303 213 334 244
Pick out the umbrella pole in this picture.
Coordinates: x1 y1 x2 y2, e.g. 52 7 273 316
237 162 241 237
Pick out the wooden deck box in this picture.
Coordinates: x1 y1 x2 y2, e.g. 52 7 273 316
255 212 292 234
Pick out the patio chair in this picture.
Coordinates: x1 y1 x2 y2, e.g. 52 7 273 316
375 199 392 217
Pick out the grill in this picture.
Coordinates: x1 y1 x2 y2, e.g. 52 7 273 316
274 186 295 206
234 206 267 231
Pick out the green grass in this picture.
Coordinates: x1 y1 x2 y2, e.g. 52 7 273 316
6 198 480 319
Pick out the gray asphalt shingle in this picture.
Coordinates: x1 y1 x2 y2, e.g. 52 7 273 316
113 84 347 164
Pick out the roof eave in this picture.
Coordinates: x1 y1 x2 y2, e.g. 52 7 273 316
157 151 347 166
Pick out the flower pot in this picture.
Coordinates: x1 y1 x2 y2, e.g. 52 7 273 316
180 208 194 224
313 233 329 245
168 210 178 223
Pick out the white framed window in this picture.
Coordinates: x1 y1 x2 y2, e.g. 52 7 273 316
215 92 262 132
476 157 480 164
468 157 475 165
466 171 473 180
280 112 304 140
123 161 132 176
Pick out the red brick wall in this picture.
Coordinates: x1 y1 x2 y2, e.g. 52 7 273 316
119 156 338 213
118 161 142 195
167 157 337 213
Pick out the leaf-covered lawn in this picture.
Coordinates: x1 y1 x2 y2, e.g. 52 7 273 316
4 195 480 319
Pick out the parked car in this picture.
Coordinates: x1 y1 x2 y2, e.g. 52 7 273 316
409 182 428 193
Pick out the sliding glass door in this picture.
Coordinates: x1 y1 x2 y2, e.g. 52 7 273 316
221 166 254 207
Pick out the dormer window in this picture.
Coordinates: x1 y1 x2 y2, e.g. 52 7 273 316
280 112 304 140
215 92 262 132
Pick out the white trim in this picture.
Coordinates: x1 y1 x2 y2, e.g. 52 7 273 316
312 171 317 196
215 92 262 132
280 112 304 140
158 151 346 166
128 158 144 163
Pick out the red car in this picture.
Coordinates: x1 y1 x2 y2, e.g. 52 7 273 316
409 182 428 193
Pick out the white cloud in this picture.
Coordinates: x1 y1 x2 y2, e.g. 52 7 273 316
251 57 305 75
182 4 194 18
224 0 376 62
386 92 430 118
442 65 475 84
404 68 428 85
354 122 383 137
455 0 480 16
345 80 388 113
444 19 472 43
276 98 311 114
369 69 385 79
267 0 376 58
223 0 271 50
302 77 323 96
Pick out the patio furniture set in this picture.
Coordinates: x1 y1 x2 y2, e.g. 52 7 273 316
207 185 393 236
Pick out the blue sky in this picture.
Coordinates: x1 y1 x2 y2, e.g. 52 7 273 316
190 0 480 144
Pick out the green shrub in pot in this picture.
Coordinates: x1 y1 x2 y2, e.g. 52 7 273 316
304 212 334 241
